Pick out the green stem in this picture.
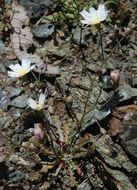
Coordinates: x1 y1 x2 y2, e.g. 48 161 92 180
98 29 104 60
31 71 38 81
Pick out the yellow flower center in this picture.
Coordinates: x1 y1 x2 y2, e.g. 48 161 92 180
18 69 26 76
35 104 43 111
92 15 100 25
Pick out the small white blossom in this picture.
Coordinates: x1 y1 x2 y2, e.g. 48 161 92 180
80 4 108 26
28 93 46 110
7 59 35 78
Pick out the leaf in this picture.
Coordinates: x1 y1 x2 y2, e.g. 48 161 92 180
40 165 54 174
67 167 77 187
39 182 51 190
29 171 41 182
53 163 63 177
30 136 41 148
40 146 55 157
73 148 88 158
75 134 91 148
63 123 70 144
52 115 64 143
76 166 84 177
105 0 119 5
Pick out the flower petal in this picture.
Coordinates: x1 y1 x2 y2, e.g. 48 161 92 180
38 94 46 105
97 4 107 21
28 64 35 72
80 19 91 24
89 7 96 15
9 64 21 72
28 98 37 109
80 10 91 20
22 59 31 70
7 71 20 77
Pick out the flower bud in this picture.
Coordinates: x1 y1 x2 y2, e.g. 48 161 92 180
110 70 120 85
33 123 44 140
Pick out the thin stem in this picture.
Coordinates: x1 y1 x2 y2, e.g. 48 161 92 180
67 80 93 149
82 87 102 117
79 82 93 124
38 71 42 82
39 110 60 156
31 71 38 81
98 29 104 60
68 86 102 150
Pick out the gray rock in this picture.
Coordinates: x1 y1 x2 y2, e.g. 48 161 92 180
11 109 21 118
32 23 55 38
81 109 111 131
118 85 137 101
99 75 113 89
0 115 13 129
82 85 137 131
0 186 4 190
0 90 10 110
4 0 12 4
9 154 20 164
9 95 28 108
0 62 6 73
95 135 136 172
20 0 57 19
23 185 30 190
38 39 71 57
103 165 136 190
0 40 5 54
11 134 24 145
72 27 90 45
77 181 93 190
9 171 25 183
120 123 137 160
5 87 22 98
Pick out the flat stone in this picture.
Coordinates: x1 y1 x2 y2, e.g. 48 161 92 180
5 86 22 98
120 121 137 160
0 115 13 129
95 135 136 172
0 62 6 73
32 23 55 38
81 85 137 131
0 40 5 54
9 95 28 108
103 165 136 190
20 0 57 19
72 27 90 45
0 90 10 110
9 171 25 183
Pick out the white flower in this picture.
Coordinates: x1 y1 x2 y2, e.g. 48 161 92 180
7 59 35 78
80 4 108 25
28 93 46 110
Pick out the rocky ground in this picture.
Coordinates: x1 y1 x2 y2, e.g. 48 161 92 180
0 0 137 189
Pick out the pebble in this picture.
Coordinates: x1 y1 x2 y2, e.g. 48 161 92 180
0 40 5 54
32 23 55 38
9 171 25 182
9 95 28 108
